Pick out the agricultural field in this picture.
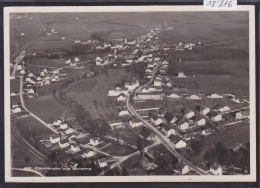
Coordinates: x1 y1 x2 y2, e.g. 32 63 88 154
11 78 20 93
14 116 54 140
191 123 250 164
65 69 133 120
25 93 73 123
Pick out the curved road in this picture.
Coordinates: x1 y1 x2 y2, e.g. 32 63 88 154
125 62 210 175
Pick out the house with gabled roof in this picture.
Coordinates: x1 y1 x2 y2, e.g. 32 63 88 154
210 164 222 175
170 136 187 148
196 105 210 116
213 105 230 112
60 122 68 130
59 139 70 148
139 127 156 140
211 111 222 122
81 149 96 158
202 128 213 135
71 143 80 152
161 124 179 137
117 93 126 102
124 78 139 91
129 118 143 128
150 114 164 126
164 112 178 124
194 116 206 126
174 162 190 175
50 134 60 144
53 118 62 126
118 106 129 117
182 109 195 119
98 157 108 168
177 119 189 130
89 137 100 146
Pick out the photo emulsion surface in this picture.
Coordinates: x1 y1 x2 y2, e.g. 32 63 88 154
5 6 256 182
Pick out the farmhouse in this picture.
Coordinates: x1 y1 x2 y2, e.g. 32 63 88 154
211 112 222 122
65 127 74 135
210 164 223 175
117 93 126 102
186 95 201 100
168 93 181 98
139 128 156 140
170 136 187 148
161 124 179 137
53 118 62 126
71 143 80 152
124 78 139 91
50 134 60 144
182 109 195 119
81 149 96 158
151 114 164 126
59 139 70 148
134 92 163 100
129 118 143 128
174 162 190 175
12 107 22 113
164 112 178 124
108 86 128 96
202 128 213 135
214 105 230 112
108 119 124 130
95 57 104 65
98 158 108 168
177 119 189 130
89 137 100 146
60 122 68 130
194 116 206 126
207 93 223 99
197 105 210 116
118 107 129 116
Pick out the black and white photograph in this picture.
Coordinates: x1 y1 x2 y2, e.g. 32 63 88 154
4 6 256 182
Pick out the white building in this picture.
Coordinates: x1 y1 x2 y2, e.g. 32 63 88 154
210 164 222 175
71 143 80 152
89 137 99 146
129 118 143 128
59 139 70 148
50 134 60 144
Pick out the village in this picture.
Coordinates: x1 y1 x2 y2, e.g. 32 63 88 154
10 14 250 176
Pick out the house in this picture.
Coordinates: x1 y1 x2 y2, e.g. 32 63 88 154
59 139 70 148
164 112 178 124
118 107 129 116
28 73 34 77
98 158 108 168
74 57 79 62
139 128 156 140
186 95 201 100
60 122 68 130
154 79 162 86
89 137 99 146
81 149 96 158
182 109 195 119
40 71 45 77
211 112 222 122
214 105 230 112
195 116 206 126
170 136 187 148
178 72 186 77
12 107 22 113
36 77 42 81
124 78 139 91
168 93 181 98
117 93 126 102
145 68 153 73
108 119 124 130
65 127 74 134
210 164 222 175
108 86 128 96
151 114 163 126
17 64 23 70
197 105 210 116
134 92 163 100
50 134 60 144
174 162 190 175
20 69 25 74
177 119 189 130
202 128 213 135
43 80 51 85
161 124 178 137
129 118 143 128
70 62 77 67
65 59 71 64
53 70 59 74
52 118 62 126
95 57 103 65
71 143 80 152
207 93 223 99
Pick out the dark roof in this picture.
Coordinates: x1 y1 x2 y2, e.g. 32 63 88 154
169 135 182 144
140 127 153 138
72 143 80 148
98 157 107 163
164 112 175 122
211 111 220 117
60 139 69 144
150 114 159 121
50 134 60 139
118 93 126 98
130 118 141 123
175 162 187 170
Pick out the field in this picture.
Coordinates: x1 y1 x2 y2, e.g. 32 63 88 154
26 93 73 123
10 16 42 55
14 116 54 140
65 69 133 120
192 123 250 163
10 78 20 93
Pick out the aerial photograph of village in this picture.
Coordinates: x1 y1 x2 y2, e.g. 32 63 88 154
8 11 251 177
